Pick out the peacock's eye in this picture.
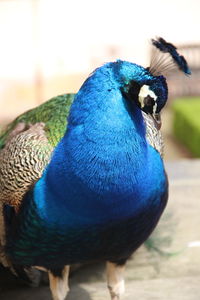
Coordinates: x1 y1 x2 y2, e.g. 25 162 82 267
123 81 159 114
144 95 155 107
138 85 158 114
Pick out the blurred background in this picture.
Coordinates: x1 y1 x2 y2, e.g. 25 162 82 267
0 0 200 161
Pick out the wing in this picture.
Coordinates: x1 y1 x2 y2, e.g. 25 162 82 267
0 94 75 208
0 94 75 149
0 94 74 278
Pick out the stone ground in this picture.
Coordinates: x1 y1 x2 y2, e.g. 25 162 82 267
1 108 200 299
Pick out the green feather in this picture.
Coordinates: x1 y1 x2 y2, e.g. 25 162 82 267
0 93 75 149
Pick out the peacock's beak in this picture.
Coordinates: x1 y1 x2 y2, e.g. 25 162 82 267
151 113 162 130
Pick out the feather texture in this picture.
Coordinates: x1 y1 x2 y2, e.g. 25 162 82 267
0 123 53 207
0 92 165 264
149 37 191 76
0 60 171 300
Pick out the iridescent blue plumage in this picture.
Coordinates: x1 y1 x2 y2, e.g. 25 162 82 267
2 53 179 300
5 61 168 269
35 61 167 225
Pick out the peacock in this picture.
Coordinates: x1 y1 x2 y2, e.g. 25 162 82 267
0 38 190 300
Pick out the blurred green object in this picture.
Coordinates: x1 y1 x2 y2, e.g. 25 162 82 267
173 97 200 157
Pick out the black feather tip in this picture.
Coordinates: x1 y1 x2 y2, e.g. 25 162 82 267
149 37 191 76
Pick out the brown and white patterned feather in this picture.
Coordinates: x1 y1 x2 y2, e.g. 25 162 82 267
0 122 53 279
0 122 53 208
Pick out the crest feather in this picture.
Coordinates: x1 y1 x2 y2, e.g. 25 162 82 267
149 37 191 76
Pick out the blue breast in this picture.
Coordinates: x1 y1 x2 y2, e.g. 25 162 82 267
5 62 168 267
32 67 166 228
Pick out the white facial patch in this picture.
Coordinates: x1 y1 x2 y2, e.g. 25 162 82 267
153 102 157 114
138 84 158 110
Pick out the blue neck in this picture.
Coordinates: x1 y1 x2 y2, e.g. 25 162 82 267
33 66 164 226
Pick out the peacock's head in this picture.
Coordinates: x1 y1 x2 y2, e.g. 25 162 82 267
117 37 191 129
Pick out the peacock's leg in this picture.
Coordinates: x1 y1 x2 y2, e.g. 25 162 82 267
106 261 126 300
48 265 70 300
